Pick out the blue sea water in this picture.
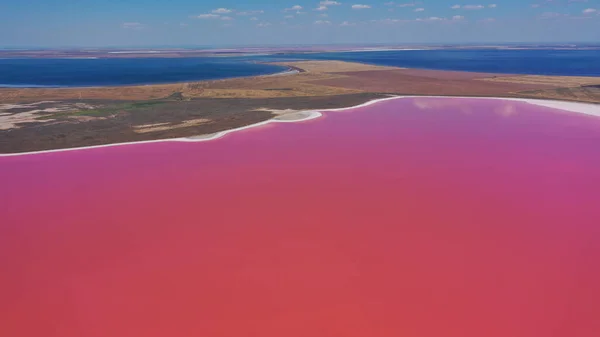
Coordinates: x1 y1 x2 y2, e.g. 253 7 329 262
260 49 600 77
0 57 287 88
1 49 599 87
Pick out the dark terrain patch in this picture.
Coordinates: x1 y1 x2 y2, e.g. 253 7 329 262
0 93 386 154
517 86 600 103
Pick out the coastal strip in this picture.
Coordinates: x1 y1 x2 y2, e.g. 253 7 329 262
0 111 322 157
1 96 599 157
4 60 600 104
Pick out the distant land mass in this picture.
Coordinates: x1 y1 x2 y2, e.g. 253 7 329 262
1 43 600 59
2 47 600 88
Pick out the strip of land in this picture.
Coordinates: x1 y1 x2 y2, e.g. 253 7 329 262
1 60 600 154
2 45 598 59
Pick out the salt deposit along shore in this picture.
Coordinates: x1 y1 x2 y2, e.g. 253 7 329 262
1 95 599 157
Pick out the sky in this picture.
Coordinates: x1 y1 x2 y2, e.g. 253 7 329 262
1 0 600 47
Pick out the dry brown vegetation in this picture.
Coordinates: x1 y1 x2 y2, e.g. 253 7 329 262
0 93 386 153
479 75 600 87
3 60 600 104
2 61 600 104
2 60 600 153
515 86 600 103
308 70 559 97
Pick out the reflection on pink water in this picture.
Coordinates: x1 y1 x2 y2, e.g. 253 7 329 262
1 98 600 337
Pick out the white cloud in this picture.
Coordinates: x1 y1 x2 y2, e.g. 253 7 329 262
352 4 371 9
212 8 232 14
384 2 395 6
539 12 562 18
196 14 221 19
319 13 329 17
121 22 146 30
250 17 259 20
285 5 303 11
414 8 425 12
398 3 416 7
417 16 445 21
374 18 405 24
257 22 272 27
321 1 342 5
316 5 328 11
314 20 332 24
452 15 465 20
220 16 233 20
463 5 485 10
452 4 489 10
340 21 356 26
296 11 306 14
237 10 264 16
582 8 597 14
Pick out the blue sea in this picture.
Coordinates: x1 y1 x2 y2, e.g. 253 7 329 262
262 49 600 76
0 57 287 88
1 49 600 87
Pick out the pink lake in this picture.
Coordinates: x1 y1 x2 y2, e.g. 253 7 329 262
1 97 600 337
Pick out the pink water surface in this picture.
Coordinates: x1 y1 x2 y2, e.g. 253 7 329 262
1 97 600 337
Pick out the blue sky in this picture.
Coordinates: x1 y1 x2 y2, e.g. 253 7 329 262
1 0 599 47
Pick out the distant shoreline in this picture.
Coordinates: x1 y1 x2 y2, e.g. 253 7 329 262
3 48 600 90
2 44 600 59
